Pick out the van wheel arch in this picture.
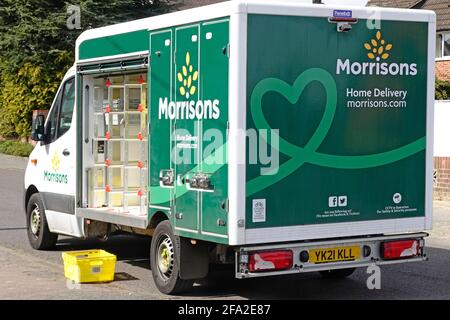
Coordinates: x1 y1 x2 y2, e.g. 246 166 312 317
148 211 169 229
25 185 40 212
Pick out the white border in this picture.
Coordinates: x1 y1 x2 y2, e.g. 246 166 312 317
228 12 248 246
245 1 434 21
175 226 199 234
149 204 171 211
202 231 228 239
77 51 149 66
425 18 436 230
245 218 430 244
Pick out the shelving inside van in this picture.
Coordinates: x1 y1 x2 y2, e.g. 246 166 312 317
85 73 148 217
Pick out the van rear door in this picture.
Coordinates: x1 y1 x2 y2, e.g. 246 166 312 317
242 9 433 244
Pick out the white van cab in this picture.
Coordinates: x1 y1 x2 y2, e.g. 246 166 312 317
25 66 83 249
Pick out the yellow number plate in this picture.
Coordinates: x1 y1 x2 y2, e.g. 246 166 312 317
309 246 360 264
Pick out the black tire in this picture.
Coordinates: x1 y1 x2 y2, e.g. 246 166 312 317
150 221 193 294
26 193 58 250
319 268 356 279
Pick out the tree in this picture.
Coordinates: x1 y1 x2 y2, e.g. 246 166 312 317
0 0 181 138
435 78 450 100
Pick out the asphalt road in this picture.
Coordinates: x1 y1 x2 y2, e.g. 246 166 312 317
1 154 450 300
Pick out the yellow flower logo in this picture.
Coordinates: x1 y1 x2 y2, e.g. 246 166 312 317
177 52 198 99
364 31 393 61
51 152 60 172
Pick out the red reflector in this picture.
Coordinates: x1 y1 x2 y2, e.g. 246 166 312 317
381 240 419 260
249 250 293 272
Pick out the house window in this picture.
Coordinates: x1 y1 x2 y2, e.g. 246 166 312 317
436 32 450 58
444 34 450 57
436 34 442 58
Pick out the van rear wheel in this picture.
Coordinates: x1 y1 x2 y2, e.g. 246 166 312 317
150 221 193 294
319 268 356 279
26 193 58 250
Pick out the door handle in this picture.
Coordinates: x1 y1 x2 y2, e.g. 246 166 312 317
62 149 70 156
175 213 183 220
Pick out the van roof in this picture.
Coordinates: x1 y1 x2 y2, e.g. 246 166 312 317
75 0 435 63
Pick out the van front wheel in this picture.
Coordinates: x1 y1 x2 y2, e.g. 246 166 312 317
26 193 58 250
150 221 193 294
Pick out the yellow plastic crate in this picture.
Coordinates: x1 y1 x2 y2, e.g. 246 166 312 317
62 250 117 283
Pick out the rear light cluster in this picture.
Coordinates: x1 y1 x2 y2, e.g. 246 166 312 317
248 250 293 272
381 239 421 260
242 238 423 274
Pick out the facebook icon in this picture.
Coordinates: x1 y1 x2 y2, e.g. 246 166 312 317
329 196 338 208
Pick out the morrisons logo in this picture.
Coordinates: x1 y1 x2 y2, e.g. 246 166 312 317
336 30 417 76
44 171 68 184
44 152 68 184
158 98 220 120
158 52 220 120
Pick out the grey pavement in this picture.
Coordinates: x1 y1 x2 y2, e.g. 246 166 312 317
428 201 450 250
1 153 450 299
0 153 28 171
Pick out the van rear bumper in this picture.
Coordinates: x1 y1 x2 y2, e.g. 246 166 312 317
235 232 428 279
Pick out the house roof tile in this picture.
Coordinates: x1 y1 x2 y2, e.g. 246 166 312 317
368 0 450 31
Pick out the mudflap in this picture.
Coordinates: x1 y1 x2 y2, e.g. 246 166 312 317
179 237 209 280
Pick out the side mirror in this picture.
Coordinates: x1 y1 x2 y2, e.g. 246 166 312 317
31 115 46 142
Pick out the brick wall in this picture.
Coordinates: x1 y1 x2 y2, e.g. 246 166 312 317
436 60 450 82
434 157 450 200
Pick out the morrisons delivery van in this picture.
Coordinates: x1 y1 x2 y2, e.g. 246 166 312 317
24 1 435 294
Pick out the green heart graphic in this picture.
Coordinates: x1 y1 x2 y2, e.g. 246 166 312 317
248 68 337 195
247 68 426 196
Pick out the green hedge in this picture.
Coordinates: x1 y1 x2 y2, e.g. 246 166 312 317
0 140 34 157
436 79 450 100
